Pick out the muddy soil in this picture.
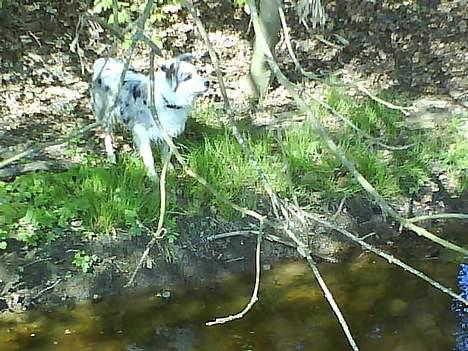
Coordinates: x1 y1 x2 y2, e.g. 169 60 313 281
2 193 467 315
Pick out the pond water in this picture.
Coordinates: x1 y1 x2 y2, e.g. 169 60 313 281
0 257 465 351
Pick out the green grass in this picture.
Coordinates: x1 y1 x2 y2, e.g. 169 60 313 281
0 154 165 247
1 88 466 249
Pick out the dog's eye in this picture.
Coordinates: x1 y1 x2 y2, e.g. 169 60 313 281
183 73 192 81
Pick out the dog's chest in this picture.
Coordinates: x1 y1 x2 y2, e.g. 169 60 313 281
156 107 189 137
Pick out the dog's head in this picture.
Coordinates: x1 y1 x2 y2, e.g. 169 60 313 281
161 54 209 106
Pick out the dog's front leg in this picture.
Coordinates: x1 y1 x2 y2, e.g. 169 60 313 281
133 125 158 180
104 132 117 163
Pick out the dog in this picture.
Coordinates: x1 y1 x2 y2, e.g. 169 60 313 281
90 54 209 179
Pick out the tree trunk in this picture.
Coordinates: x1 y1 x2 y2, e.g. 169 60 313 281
247 0 283 100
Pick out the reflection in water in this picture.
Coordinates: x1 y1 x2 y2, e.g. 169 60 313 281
454 263 468 351
0 258 462 351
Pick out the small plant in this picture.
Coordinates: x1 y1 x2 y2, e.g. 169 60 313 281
72 251 98 273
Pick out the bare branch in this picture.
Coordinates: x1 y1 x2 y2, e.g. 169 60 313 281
306 255 360 351
310 95 414 150
0 122 100 170
297 207 468 306
407 213 468 223
278 7 413 150
206 219 265 326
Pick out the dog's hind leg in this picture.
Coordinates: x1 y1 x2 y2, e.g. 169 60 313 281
133 125 158 180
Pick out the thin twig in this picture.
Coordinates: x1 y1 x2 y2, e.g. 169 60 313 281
354 83 413 116
311 96 414 150
206 218 265 326
279 5 413 116
123 149 170 288
207 230 296 248
181 0 282 220
306 254 360 351
125 46 169 288
31 279 63 302
278 6 320 79
407 213 468 223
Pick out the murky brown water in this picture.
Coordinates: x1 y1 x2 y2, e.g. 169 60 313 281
0 257 463 351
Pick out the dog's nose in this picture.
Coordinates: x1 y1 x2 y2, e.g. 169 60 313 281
204 80 210 88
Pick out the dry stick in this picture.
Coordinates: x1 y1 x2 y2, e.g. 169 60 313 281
206 219 265 326
297 208 468 306
354 84 413 116
306 254 360 351
31 279 63 302
278 6 320 80
125 28 168 288
0 122 100 170
125 148 171 288
248 2 468 256
407 213 468 223
207 230 296 248
181 0 282 220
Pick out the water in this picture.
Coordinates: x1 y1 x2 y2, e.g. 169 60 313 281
0 257 463 351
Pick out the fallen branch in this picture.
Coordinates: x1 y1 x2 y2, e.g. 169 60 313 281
407 213 468 223
0 160 74 179
206 219 265 326
125 48 170 288
306 254 360 351
296 206 468 306
0 122 100 170
207 230 296 248
31 279 63 302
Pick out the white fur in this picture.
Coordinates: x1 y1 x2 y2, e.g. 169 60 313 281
90 56 208 179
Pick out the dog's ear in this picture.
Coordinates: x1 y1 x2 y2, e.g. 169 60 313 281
162 62 176 80
176 53 193 63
